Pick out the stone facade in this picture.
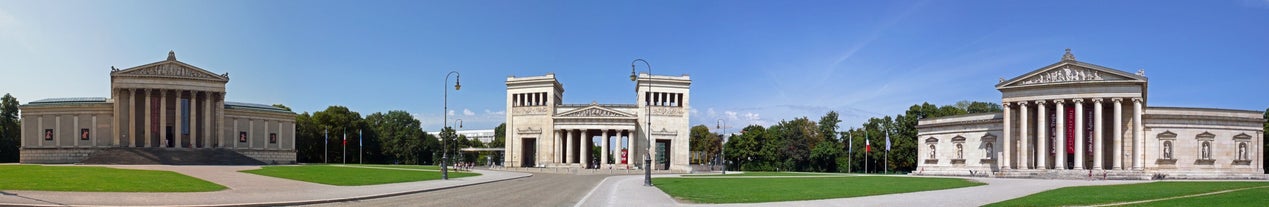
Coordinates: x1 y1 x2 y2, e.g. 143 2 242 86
18 51 297 164
915 49 1265 179
503 73 692 173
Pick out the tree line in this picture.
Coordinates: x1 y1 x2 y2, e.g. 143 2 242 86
288 105 499 165
696 101 1004 173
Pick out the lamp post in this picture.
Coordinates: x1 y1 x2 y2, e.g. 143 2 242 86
443 71 461 180
630 59 653 186
716 119 727 174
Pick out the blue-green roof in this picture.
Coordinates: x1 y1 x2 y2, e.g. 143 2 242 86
26 97 108 105
225 101 293 113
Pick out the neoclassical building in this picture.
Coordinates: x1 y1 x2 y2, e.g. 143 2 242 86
503 73 692 173
19 51 297 164
916 49 1264 179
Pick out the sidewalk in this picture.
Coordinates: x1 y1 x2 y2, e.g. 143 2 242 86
0 165 530 207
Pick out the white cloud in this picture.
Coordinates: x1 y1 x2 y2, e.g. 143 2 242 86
707 108 717 117
690 108 699 116
485 109 505 115
724 111 739 120
463 108 475 116
447 110 455 116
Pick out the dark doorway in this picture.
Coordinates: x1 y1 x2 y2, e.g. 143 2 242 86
165 126 174 148
521 138 536 167
656 140 671 170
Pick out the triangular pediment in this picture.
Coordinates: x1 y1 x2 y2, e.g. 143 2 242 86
555 105 635 118
996 60 1146 89
111 52 229 82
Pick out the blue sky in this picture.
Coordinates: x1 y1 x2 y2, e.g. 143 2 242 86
2 1 1267 132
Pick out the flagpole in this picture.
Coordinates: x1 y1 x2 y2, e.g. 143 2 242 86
343 130 347 164
359 129 363 164
885 127 889 175
324 128 329 163
847 130 852 173
865 131 869 174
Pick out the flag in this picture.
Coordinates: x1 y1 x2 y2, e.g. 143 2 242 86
865 137 871 153
847 132 852 154
885 131 891 152
342 133 347 146
358 129 363 147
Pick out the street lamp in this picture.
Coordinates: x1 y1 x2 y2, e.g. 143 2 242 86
442 71 461 180
631 58 653 186
716 119 727 174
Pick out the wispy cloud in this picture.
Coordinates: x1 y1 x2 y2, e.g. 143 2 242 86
462 108 475 116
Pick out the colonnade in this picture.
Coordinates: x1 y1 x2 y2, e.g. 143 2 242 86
114 88 223 148
1001 97 1145 170
555 129 634 168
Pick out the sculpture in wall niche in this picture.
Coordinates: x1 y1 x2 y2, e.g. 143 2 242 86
1020 66 1104 85
986 143 994 159
928 144 936 159
1201 141 1211 160
1238 143 1247 160
956 143 963 159
1163 141 1173 159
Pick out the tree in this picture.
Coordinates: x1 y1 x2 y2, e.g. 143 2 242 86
294 112 323 163
0 94 19 162
311 106 364 164
689 125 720 164
966 101 1003 113
365 111 424 164
271 104 292 112
490 123 506 148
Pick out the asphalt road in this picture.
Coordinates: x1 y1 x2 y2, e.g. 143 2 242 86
300 173 612 207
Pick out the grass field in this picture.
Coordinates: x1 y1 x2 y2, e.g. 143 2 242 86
683 172 847 177
0 165 226 192
984 181 1269 207
654 175 982 203
241 165 478 186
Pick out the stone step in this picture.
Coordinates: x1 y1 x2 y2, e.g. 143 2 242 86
80 148 266 165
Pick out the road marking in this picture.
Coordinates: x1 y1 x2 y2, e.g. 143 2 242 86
574 176 615 207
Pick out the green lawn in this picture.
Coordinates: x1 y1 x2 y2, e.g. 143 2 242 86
654 175 983 203
1124 185 1269 207
0 165 226 192
684 172 846 177
241 165 478 186
985 181 1269 207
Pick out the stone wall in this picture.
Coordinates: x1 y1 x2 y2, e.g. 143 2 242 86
20 148 100 164
235 149 297 164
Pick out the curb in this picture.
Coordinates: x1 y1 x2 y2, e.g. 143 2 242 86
1 172 534 207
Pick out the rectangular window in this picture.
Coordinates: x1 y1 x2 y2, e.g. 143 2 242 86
80 128 90 140
44 129 53 140
269 133 277 144
239 131 248 142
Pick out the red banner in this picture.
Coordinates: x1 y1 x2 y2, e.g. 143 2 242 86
1065 106 1075 154
621 149 628 164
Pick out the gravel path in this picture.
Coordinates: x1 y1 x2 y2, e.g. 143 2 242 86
305 173 613 207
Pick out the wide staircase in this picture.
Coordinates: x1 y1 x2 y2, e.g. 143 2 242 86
80 148 266 165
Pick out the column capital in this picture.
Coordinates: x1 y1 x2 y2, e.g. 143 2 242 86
1073 98 1084 104
1054 99 1066 104
1002 102 1012 107
1131 98 1143 103
1092 98 1104 103
1033 99 1048 105
1111 98 1123 103
1017 101 1029 107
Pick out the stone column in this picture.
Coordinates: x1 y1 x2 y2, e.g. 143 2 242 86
1036 100 1047 169
176 90 185 148
1054 99 1066 170
1112 98 1123 170
159 89 168 148
1002 102 1012 170
128 89 137 147
190 91 198 148
1132 98 1144 170
1093 98 1104 170
1018 101 1030 169
582 130 591 168
217 93 225 148
602 129 609 167
113 89 122 147
566 129 574 164
144 89 152 148
203 92 212 148
625 130 633 167
553 130 560 164
1073 99 1085 170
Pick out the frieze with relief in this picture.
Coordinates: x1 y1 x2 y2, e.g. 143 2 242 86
650 107 685 117
558 108 630 117
512 106 550 115
124 64 221 80
1019 66 1107 85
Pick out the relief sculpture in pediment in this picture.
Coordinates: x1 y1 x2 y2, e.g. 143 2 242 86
129 64 220 79
1020 66 1103 85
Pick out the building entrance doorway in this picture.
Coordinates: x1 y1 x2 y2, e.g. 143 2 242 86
521 138 536 167
656 140 671 170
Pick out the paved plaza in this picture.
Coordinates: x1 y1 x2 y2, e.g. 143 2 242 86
2 166 1263 206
